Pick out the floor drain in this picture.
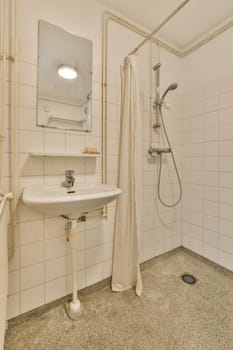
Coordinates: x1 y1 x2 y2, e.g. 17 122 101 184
181 274 196 285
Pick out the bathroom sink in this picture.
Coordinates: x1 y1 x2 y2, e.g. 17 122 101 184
22 183 122 217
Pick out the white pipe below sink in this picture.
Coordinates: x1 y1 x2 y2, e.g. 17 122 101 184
0 192 13 350
68 220 81 315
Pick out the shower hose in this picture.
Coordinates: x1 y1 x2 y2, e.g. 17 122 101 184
157 104 182 207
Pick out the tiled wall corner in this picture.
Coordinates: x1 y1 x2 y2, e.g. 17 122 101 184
182 75 233 270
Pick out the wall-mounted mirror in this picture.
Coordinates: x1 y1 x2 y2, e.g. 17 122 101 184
37 20 92 131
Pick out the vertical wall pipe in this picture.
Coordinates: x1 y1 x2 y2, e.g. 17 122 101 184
0 0 7 193
0 0 18 260
149 40 153 147
9 0 18 260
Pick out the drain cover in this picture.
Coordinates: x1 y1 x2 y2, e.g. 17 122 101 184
181 274 196 285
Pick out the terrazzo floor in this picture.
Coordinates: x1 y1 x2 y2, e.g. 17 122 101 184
5 248 233 350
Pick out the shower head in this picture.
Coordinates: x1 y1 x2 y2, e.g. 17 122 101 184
160 83 178 105
168 83 178 91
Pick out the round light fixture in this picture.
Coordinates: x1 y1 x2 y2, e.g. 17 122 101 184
57 65 78 80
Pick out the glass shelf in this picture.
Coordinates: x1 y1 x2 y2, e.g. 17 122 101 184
29 152 101 158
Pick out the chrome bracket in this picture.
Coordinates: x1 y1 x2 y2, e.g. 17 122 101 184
0 134 5 142
153 123 161 129
0 54 15 62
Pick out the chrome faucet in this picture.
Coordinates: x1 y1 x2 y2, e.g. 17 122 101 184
63 170 75 188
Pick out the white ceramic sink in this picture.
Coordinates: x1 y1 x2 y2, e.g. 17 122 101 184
22 183 122 217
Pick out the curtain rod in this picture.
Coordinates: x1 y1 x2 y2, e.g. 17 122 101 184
128 0 190 56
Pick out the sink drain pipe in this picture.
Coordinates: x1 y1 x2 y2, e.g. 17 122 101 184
67 219 81 315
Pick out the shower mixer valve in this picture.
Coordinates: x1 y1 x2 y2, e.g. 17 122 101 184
148 146 171 157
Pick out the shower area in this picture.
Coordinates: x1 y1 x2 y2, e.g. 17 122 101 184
103 0 233 269
104 12 185 267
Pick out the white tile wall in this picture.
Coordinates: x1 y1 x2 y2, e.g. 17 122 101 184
20 285 44 314
5 0 182 320
5 34 102 324
182 75 233 270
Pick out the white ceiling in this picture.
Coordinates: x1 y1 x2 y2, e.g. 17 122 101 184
97 0 233 51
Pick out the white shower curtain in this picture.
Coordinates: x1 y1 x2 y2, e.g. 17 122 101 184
111 54 143 296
